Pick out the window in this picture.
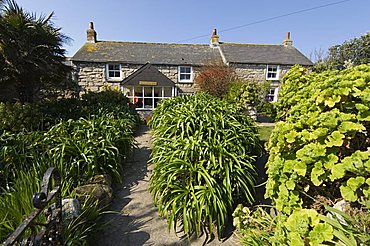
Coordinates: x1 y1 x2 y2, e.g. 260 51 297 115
106 64 121 80
178 66 193 82
122 86 174 110
266 65 279 80
265 87 279 102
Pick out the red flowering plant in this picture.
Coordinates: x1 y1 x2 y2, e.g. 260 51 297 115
194 61 237 98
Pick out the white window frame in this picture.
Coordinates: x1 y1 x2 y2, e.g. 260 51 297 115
265 87 279 103
178 66 193 83
106 63 122 81
122 86 175 110
266 65 280 80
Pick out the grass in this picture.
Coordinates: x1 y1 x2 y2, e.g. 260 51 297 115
258 126 275 143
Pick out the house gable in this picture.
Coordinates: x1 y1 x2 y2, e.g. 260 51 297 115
122 63 175 87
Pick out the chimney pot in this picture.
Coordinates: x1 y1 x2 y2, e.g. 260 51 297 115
210 28 219 48
283 32 293 47
87 22 97 43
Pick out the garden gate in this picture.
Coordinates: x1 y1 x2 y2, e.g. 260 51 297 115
2 167 63 245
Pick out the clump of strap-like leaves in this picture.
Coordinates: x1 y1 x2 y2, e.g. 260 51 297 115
149 93 261 239
261 64 370 245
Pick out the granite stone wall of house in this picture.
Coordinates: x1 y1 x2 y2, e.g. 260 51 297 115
74 62 290 95
76 62 114 93
231 63 291 82
75 62 199 94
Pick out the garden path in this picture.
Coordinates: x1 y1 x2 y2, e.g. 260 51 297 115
96 125 240 246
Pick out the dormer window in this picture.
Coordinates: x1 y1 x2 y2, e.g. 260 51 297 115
106 64 121 80
178 66 193 83
266 65 280 80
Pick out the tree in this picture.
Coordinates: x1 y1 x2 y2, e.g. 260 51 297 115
314 32 370 72
0 0 72 102
194 61 237 98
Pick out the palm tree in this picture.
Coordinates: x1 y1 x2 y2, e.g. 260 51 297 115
0 0 72 102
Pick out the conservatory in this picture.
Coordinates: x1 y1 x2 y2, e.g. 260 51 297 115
121 63 177 110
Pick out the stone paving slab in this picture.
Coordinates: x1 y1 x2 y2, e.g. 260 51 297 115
256 122 276 127
96 125 241 246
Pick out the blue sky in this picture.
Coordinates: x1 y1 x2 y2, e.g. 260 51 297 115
16 0 370 60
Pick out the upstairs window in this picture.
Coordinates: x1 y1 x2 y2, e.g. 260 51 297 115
178 66 193 82
266 65 279 80
106 64 121 80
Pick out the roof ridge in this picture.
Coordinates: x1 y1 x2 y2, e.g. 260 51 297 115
221 42 283 46
95 40 209 47
93 41 286 47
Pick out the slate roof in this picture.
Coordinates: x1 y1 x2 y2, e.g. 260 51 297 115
122 63 175 86
71 41 222 66
71 40 313 66
219 43 313 66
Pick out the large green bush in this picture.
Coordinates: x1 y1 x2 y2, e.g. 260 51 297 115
0 91 140 243
226 80 277 121
225 80 260 107
149 93 261 238
0 90 140 133
243 64 370 245
0 91 140 190
267 64 370 213
0 102 43 132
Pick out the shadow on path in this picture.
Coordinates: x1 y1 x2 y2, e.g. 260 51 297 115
95 125 154 246
95 125 240 246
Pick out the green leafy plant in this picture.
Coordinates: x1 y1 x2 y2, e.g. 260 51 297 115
225 80 260 107
0 102 43 132
0 171 41 240
247 64 370 245
233 205 278 245
0 91 140 243
64 196 106 246
225 80 277 121
267 65 370 214
0 114 137 191
314 32 370 72
256 101 277 121
0 169 105 244
284 209 334 246
40 90 141 128
149 93 261 239
0 0 72 103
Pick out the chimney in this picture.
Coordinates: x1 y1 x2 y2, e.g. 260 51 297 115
210 28 219 47
283 32 293 46
87 22 97 43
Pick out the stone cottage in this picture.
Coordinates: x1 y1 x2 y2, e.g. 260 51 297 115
71 22 312 111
